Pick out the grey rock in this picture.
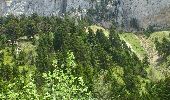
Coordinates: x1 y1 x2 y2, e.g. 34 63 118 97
1 0 170 30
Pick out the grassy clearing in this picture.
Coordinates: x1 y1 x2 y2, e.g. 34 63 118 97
149 31 170 42
88 25 110 37
88 25 147 59
88 25 169 68
119 33 147 59
140 31 170 50
146 31 170 80
146 66 165 81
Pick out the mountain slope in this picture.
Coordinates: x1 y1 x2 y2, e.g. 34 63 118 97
121 31 170 80
90 25 170 81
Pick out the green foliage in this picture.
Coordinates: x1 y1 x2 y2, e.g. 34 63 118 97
0 52 92 100
43 69 92 100
0 14 169 100
36 32 54 72
144 25 155 37
0 73 39 100
42 52 92 99
150 77 170 100
130 18 139 30
23 20 38 39
119 32 147 59
0 47 17 81
155 37 170 58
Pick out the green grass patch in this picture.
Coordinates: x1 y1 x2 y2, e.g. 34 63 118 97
88 25 110 37
149 31 170 42
119 33 147 59
88 25 146 59
146 66 165 81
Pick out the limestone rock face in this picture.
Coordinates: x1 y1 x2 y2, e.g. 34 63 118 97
1 0 91 16
120 0 170 29
1 0 170 30
0 0 7 16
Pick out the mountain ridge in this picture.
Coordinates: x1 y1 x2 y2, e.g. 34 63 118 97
1 0 170 30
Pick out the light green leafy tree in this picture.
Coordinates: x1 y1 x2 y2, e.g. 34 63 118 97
0 73 39 100
0 52 93 100
42 52 93 100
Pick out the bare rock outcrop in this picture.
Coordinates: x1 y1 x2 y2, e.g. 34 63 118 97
1 0 170 30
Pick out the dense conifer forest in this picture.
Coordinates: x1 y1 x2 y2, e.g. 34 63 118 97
0 14 170 99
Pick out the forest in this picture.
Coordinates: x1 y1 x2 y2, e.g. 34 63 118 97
0 14 170 100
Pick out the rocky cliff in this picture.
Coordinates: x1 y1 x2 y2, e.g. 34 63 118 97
121 0 170 30
0 0 91 16
1 0 170 30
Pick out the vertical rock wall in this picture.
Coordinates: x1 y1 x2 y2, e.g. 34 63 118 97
1 0 170 30
0 0 6 16
119 0 170 30
1 0 91 16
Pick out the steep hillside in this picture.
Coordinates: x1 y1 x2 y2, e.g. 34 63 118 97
1 13 170 99
121 31 170 80
119 33 146 60
89 25 169 68
0 16 153 99
84 25 170 82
